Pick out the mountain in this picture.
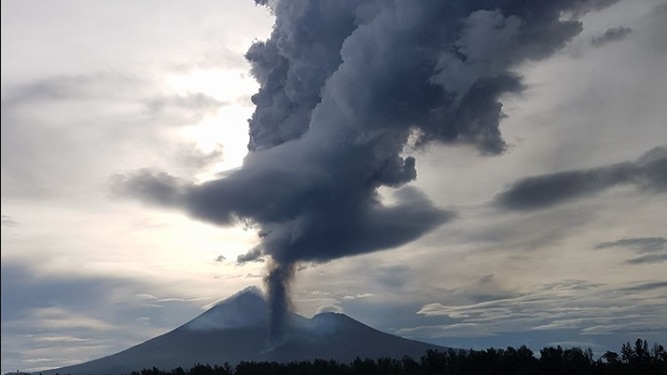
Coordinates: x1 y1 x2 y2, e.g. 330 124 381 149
37 287 445 375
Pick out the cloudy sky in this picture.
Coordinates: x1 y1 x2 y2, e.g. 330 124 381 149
2 0 666 372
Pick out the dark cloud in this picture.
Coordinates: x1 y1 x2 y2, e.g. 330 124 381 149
595 237 666 252
237 248 266 263
595 237 667 265
110 169 188 208
114 0 620 340
626 253 667 265
495 146 667 210
214 255 227 262
620 281 667 292
591 26 632 47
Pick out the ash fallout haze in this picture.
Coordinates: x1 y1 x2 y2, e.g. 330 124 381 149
1 0 666 373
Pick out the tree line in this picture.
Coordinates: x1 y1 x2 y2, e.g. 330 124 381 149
57 338 667 375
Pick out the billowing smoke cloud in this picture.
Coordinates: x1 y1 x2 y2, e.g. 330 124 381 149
113 0 619 343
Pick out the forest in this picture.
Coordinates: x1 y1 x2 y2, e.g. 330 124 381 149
54 338 666 375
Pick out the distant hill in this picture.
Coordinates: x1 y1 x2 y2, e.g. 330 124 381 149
37 287 445 375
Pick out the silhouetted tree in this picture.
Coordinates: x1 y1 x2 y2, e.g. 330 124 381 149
123 337 666 375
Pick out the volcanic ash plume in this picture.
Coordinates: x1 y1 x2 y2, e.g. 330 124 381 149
113 0 619 342
263 262 295 344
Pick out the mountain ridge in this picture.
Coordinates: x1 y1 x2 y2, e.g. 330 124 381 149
36 287 445 375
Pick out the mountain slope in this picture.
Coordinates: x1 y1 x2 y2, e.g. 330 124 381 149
38 287 444 375
263 312 443 364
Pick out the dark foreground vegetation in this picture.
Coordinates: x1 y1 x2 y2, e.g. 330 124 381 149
60 338 667 375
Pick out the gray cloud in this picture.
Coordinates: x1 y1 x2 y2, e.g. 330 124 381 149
626 254 667 265
0 261 209 373
619 281 667 292
445 205 595 254
591 26 632 47
595 237 666 252
404 279 667 339
173 143 224 171
375 265 412 289
1 215 18 227
0 261 203 326
596 237 667 265
1 73 226 201
495 146 667 211
2 74 127 104
110 169 188 209
1 74 223 127
237 248 266 263
477 274 494 285
142 93 224 116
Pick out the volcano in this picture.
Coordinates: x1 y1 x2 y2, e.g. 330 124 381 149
37 287 445 374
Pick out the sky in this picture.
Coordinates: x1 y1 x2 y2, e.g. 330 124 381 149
1 0 666 372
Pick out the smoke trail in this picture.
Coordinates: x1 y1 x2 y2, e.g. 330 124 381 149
113 0 619 342
263 261 295 344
